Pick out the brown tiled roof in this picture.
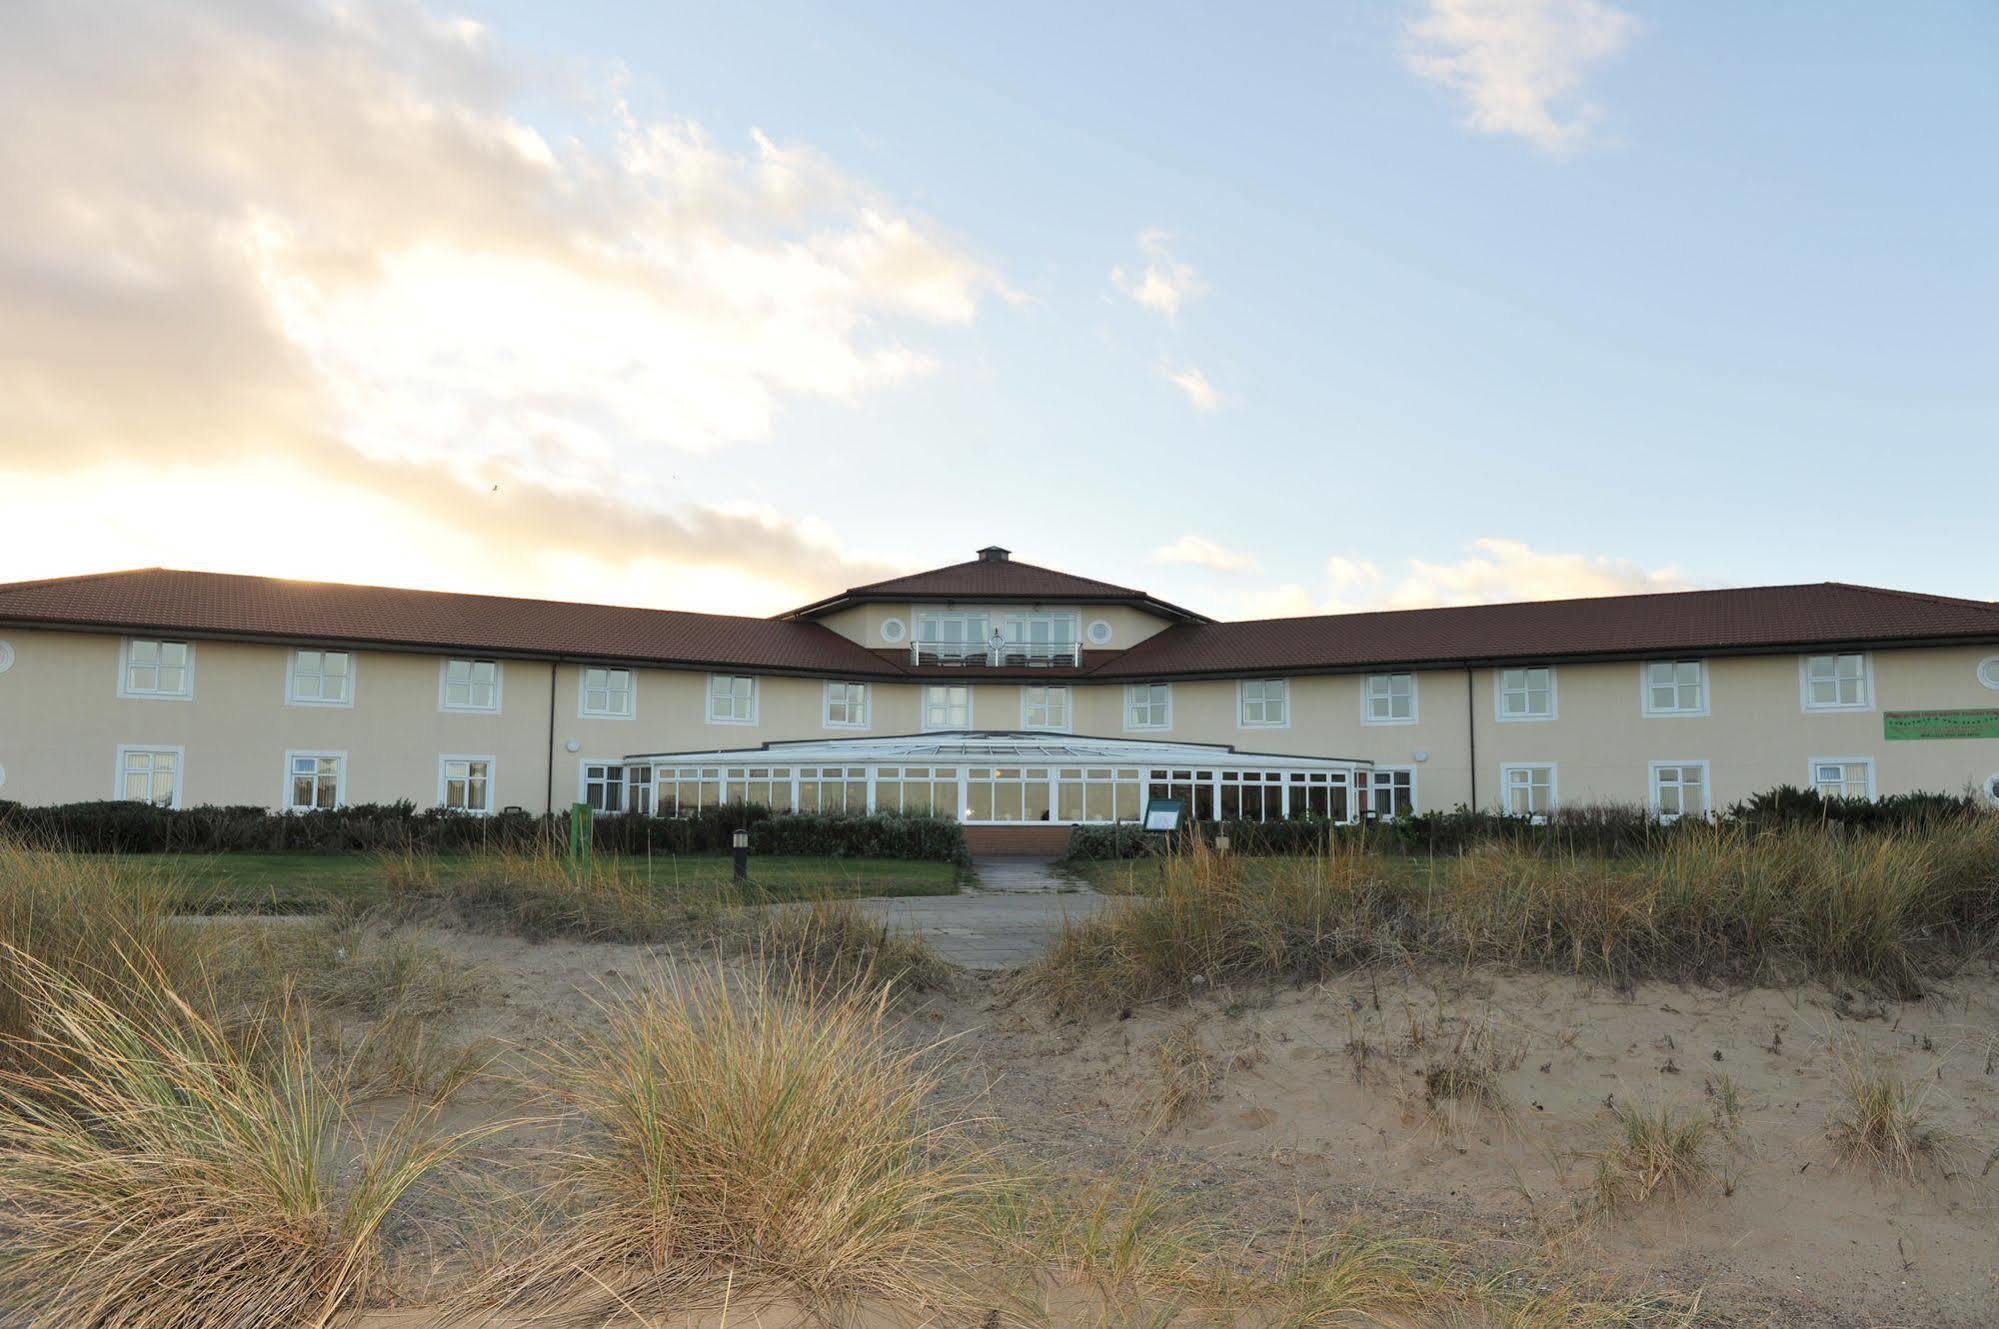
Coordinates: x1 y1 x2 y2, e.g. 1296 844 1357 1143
1095 583 1999 678
783 552 1210 622
0 569 902 678
3 570 1993 683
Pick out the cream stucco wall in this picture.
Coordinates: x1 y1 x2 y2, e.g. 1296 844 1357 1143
2 623 1995 815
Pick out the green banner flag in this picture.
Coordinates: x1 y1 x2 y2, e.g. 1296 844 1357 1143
1883 709 1999 741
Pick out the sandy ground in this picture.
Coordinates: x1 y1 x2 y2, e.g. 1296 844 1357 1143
340 924 1999 1328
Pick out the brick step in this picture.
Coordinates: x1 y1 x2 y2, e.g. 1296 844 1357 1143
963 824 1075 857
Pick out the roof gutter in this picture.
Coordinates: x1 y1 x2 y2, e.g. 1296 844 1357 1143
1086 634 1999 684
0 618 901 683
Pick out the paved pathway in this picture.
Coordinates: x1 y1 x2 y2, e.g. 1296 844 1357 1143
853 855 1109 969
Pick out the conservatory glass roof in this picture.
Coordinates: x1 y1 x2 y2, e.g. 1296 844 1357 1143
626 730 1370 770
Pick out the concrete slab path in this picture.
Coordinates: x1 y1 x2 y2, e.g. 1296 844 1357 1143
851 855 1109 969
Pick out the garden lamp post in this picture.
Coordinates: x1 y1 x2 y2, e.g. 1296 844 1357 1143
732 828 750 884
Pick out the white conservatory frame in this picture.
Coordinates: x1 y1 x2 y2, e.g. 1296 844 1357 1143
623 731 1376 826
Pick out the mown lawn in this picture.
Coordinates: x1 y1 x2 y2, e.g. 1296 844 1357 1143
99 851 965 914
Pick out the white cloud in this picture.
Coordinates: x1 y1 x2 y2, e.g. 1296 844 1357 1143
0 0 1003 605
1226 538 1691 617
1166 365 1221 412
1112 229 1205 323
1151 535 1261 574
1404 0 1639 153
1377 537 1686 607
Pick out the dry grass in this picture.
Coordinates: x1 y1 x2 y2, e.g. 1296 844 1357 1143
1013 1173 1697 1327
0 946 481 1328
1007 1171 1692 1326
1593 1100 1713 1213
379 844 733 942
1825 1041 1954 1179
218 909 486 1018
1420 1011 1519 1132
753 897 950 994
0 838 215 1049
1030 819 1999 1008
462 961 1013 1321
1149 1019 1221 1130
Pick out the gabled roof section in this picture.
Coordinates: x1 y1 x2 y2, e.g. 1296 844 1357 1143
782 548 1211 623
0 569 902 678
1096 582 1999 678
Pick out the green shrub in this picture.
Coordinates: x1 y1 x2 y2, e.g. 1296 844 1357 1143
1064 788 1991 863
592 808 970 865
0 800 970 865
1729 784 1980 832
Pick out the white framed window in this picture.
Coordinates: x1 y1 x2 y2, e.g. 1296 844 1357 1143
1363 673 1417 725
1800 653 1871 711
1976 657 1999 691
1649 760 1710 821
1003 610 1079 646
824 681 869 729
1086 619 1114 646
879 618 907 645
922 684 972 731
580 666 634 719
439 755 495 814
1499 763 1556 817
1239 678 1289 728
1640 659 1707 717
288 649 353 707
283 751 345 812
707 674 757 724
580 760 626 814
1021 685 1071 731
1366 767 1416 819
1496 666 1555 721
115 745 183 807
1125 682 1172 731
915 608 990 646
440 658 501 713
119 639 193 700
1809 757 1875 800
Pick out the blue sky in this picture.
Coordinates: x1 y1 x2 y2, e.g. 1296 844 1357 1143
3 1 1995 614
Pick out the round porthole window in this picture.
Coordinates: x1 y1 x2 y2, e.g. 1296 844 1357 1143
880 618 907 645
0 763 7 789
1986 773 1999 806
0 640 13 673
1086 619 1113 646
1979 657 1999 691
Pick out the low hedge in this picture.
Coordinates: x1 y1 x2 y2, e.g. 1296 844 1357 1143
1064 788 1991 861
0 800 970 865
589 807 971 865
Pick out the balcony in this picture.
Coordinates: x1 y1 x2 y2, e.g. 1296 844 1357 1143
910 639 1082 668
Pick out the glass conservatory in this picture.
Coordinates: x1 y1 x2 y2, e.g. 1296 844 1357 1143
620 732 1382 824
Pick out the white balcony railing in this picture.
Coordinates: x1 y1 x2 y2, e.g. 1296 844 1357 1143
910 639 1082 668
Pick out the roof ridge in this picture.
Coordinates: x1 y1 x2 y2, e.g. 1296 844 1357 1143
1213 581 1871 630
1822 581 1999 615
3 566 791 627
845 555 1146 597
0 566 169 595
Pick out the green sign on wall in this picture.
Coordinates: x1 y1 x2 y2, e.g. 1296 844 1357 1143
1883 709 1999 741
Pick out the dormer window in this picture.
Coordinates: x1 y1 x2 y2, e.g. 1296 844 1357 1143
913 607 1082 666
